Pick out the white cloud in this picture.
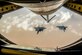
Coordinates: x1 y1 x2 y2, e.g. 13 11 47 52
57 11 72 23
71 29 82 36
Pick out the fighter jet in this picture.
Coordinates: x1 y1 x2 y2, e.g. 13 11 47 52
56 25 67 32
34 26 46 34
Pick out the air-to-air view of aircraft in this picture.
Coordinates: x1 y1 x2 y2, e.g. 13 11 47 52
0 0 81 33
34 26 46 34
56 25 67 32
0 0 82 54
